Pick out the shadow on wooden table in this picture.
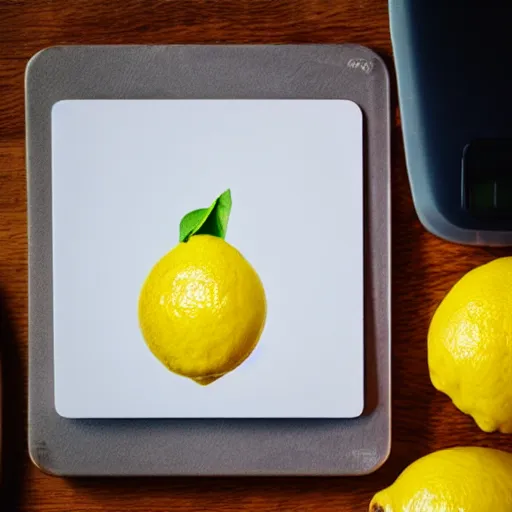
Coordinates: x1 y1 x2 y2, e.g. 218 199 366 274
387 126 437 471
0 288 26 510
376 52 436 480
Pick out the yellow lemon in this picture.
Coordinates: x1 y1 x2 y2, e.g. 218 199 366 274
370 446 512 512
138 234 266 385
428 256 512 433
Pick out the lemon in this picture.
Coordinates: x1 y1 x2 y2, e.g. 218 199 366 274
370 446 512 512
138 234 266 385
428 256 512 433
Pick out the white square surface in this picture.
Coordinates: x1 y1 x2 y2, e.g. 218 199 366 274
51 99 364 419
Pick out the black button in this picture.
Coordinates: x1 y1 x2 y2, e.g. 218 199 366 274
462 139 512 217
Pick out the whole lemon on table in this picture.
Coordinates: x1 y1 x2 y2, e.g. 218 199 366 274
370 446 512 512
138 190 267 385
428 256 512 433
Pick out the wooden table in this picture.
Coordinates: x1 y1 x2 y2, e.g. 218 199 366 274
2 1 511 510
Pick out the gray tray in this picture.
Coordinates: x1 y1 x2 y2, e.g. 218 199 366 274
26 44 391 476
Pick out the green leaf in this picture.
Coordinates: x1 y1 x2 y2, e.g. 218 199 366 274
179 189 232 243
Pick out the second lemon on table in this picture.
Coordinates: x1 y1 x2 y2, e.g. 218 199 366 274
370 446 512 511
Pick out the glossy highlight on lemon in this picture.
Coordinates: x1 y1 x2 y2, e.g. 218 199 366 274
370 446 512 512
138 234 267 385
428 256 512 433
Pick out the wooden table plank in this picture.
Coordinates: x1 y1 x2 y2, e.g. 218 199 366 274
0 1 390 59
2 1 512 510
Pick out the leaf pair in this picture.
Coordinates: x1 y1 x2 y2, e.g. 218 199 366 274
179 189 232 243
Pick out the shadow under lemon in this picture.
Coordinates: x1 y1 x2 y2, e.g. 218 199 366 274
138 189 267 385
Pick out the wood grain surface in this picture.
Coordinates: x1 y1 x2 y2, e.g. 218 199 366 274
1 0 512 510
